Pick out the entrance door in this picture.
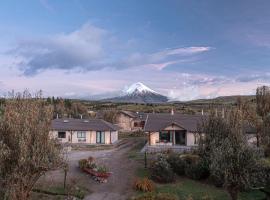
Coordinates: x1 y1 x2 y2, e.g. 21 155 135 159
175 130 186 145
96 131 105 144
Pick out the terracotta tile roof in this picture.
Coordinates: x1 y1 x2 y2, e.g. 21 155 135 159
51 118 119 131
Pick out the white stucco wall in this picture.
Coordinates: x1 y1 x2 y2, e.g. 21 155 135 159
111 131 118 143
149 132 159 145
50 130 118 145
186 132 197 146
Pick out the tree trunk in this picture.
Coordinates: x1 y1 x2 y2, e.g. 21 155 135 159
228 187 239 200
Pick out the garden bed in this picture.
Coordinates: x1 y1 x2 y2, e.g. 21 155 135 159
79 157 111 183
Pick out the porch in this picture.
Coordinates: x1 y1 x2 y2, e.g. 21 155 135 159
141 142 197 153
148 130 187 146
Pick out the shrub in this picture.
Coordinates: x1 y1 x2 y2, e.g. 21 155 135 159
209 173 224 187
78 159 88 169
97 165 108 173
181 155 209 180
265 144 270 157
167 153 186 175
150 154 175 183
133 178 155 192
155 193 178 200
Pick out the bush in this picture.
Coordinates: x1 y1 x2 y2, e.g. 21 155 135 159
97 165 108 173
78 159 88 169
209 173 224 187
181 154 209 180
150 154 175 183
265 144 270 157
167 153 186 176
133 178 155 192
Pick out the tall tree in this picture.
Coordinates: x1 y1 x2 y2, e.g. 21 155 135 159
202 109 267 200
0 91 64 200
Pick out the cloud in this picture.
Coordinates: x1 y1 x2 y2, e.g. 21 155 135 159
12 23 107 75
9 23 211 75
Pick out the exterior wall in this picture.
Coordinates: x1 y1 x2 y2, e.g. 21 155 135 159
111 131 118 143
186 132 197 146
50 130 118 145
116 113 133 131
149 132 159 145
50 130 72 143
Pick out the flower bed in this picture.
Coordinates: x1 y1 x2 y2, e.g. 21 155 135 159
79 157 111 183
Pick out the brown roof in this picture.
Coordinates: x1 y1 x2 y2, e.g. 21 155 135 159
120 111 148 121
51 118 119 131
144 113 205 132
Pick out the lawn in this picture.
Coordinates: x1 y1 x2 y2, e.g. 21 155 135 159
31 184 90 200
155 178 265 200
133 167 266 200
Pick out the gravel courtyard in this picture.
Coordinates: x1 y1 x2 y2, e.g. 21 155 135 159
37 137 145 200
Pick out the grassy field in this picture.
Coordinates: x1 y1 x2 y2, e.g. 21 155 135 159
132 174 266 200
155 178 265 200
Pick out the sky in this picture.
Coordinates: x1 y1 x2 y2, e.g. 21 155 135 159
1 0 270 100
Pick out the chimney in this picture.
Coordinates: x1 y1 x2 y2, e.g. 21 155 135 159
201 109 204 116
171 108 174 115
56 113 59 119
80 114 83 119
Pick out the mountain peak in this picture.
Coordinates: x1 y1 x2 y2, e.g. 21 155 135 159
125 82 157 95
103 82 168 103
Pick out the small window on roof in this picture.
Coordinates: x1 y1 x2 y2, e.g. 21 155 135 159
63 120 69 123
83 120 89 123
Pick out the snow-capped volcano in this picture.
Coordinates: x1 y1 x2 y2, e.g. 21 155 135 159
104 82 168 103
124 82 157 95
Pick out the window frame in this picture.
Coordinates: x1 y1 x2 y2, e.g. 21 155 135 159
77 131 86 142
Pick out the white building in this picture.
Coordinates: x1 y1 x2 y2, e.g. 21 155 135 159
50 118 119 144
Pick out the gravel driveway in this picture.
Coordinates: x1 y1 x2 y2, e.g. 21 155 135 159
38 138 144 200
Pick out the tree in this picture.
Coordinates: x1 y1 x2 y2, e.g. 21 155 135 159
70 102 88 118
0 90 64 200
201 109 267 200
103 110 117 123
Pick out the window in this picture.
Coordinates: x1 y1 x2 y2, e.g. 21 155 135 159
96 131 105 144
159 131 171 143
58 132 66 138
77 131 86 142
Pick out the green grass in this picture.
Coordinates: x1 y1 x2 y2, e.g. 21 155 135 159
135 167 150 178
153 178 265 200
132 172 265 200
127 138 146 161
32 185 89 199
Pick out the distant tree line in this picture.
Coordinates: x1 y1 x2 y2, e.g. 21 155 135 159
46 97 90 119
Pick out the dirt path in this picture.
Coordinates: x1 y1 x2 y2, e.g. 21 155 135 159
38 138 144 200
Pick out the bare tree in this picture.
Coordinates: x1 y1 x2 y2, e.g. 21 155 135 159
0 90 64 200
